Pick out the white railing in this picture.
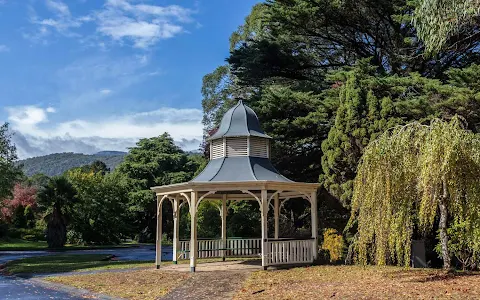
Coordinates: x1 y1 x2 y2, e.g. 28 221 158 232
266 239 314 266
178 238 261 260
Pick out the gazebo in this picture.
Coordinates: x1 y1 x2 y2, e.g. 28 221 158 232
151 100 319 272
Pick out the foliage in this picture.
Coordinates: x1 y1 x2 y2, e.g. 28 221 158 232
322 228 345 262
115 133 202 240
66 169 130 245
435 220 480 270
0 123 23 200
18 152 126 177
413 0 480 54
350 117 480 269
37 177 77 248
1 183 37 223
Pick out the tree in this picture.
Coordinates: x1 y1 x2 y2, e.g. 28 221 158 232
66 169 130 244
0 123 23 200
115 133 202 241
1 183 37 224
79 160 110 175
350 117 480 269
413 0 480 54
37 177 77 248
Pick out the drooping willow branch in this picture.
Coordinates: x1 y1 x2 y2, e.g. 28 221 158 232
349 116 480 268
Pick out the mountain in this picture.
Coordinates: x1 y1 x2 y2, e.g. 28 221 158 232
18 152 127 177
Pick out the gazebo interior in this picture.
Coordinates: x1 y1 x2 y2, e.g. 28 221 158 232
151 100 319 272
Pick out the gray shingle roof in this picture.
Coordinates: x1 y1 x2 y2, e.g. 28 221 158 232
207 100 271 140
192 157 292 182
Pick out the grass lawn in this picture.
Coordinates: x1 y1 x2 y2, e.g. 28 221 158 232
0 238 47 250
2 254 153 275
235 265 480 299
0 238 144 251
47 269 190 300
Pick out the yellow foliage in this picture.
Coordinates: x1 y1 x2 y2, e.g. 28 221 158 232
322 228 344 262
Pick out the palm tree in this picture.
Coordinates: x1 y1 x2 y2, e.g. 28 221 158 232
37 177 76 248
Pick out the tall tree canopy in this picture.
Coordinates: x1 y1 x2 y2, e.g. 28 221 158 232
116 133 203 240
351 117 480 269
0 123 23 200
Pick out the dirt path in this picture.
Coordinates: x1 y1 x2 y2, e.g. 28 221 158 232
161 260 260 300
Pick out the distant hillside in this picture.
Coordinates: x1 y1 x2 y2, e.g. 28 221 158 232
18 152 127 177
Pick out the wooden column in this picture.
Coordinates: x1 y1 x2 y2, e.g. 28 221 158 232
190 191 198 272
274 193 280 239
221 194 227 261
311 190 318 260
155 196 163 269
172 195 180 264
260 189 269 270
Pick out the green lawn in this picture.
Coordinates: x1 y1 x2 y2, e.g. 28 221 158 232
0 238 145 251
2 254 153 275
2 252 260 275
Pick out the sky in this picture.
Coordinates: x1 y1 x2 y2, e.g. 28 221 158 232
0 0 258 159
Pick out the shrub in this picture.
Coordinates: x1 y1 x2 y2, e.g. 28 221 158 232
322 228 344 263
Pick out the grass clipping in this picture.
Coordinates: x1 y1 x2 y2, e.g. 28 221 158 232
47 269 190 299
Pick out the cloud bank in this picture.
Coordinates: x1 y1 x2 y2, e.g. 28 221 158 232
6 105 203 159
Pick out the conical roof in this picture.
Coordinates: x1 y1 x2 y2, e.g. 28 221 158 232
207 100 271 140
192 100 292 183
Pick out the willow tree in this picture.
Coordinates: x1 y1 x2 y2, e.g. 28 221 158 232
350 117 480 269
413 0 480 54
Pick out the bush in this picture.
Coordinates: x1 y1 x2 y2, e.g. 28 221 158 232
7 228 45 241
322 228 344 263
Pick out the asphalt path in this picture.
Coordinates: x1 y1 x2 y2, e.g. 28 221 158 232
0 245 173 300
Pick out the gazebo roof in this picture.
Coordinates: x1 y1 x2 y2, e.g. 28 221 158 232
151 100 319 195
192 156 291 182
207 100 271 140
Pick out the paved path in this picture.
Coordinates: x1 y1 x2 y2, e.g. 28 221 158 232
161 260 260 300
0 245 172 300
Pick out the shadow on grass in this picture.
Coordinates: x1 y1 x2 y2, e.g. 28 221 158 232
4 254 153 276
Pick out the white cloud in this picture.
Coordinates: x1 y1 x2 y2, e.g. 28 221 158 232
7 106 203 158
6 106 54 127
0 44 9 52
45 0 70 17
46 107 56 113
100 89 112 94
25 0 196 49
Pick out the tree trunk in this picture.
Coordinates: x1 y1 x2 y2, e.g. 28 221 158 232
439 177 451 270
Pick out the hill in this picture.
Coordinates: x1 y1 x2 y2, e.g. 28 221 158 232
18 152 127 177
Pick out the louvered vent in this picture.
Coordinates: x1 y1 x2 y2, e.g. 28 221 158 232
226 137 248 157
211 139 224 159
250 137 269 158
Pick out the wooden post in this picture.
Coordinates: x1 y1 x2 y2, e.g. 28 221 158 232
311 191 318 260
261 189 268 270
172 195 180 264
190 191 198 272
221 194 227 261
155 196 163 269
274 193 280 240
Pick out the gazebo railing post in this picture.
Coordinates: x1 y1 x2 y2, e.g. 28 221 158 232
221 194 227 261
274 193 280 240
155 196 163 269
261 189 268 270
172 195 180 264
190 191 198 272
311 191 318 260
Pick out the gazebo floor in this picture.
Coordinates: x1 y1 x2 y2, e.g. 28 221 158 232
159 259 262 273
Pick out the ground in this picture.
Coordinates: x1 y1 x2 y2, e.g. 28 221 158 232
47 263 480 300
236 265 480 299
4 249 480 299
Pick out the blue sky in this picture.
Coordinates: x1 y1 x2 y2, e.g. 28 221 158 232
0 0 258 158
